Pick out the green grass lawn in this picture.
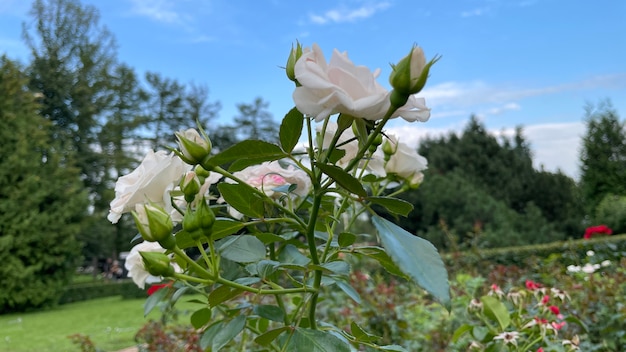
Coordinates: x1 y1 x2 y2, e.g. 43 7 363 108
0 296 198 352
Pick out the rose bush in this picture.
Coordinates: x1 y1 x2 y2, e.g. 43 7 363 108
110 42 444 351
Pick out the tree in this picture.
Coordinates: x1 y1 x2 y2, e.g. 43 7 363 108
23 0 117 200
185 82 221 130
94 64 148 259
232 97 278 142
0 57 88 312
144 71 186 149
579 100 626 215
385 116 583 249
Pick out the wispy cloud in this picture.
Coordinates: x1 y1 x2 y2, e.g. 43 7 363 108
501 122 584 178
309 2 391 25
486 102 521 115
460 7 490 18
127 0 191 26
422 73 626 109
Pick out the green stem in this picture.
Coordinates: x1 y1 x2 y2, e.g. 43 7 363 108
196 240 213 272
172 247 315 295
211 166 308 230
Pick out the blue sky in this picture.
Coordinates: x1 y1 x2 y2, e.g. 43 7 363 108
1 0 625 179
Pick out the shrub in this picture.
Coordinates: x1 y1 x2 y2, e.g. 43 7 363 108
59 280 146 304
594 193 626 234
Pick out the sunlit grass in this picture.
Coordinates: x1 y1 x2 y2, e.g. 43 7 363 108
0 295 200 352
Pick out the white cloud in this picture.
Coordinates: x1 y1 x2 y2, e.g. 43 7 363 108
128 0 190 25
385 120 584 180
501 122 584 179
422 73 626 110
486 102 521 115
461 7 489 18
309 2 391 25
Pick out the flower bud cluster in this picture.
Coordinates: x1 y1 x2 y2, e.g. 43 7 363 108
183 197 216 240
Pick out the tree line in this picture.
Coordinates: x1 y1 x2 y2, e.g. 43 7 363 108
381 101 625 250
1 0 625 313
0 0 278 312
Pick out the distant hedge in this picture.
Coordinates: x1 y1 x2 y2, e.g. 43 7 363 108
59 280 146 305
444 233 626 273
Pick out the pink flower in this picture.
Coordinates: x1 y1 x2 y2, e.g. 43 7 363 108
549 305 560 315
551 321 566 330
525 279 542 291
489 284 505 298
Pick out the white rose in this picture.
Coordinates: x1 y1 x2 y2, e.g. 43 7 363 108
124 241 166 289
383 135 428 186
317 122 359 166
230 162 311 198
293 43 431 123
108 150 190 224
393 95 430 122
317 122 386 176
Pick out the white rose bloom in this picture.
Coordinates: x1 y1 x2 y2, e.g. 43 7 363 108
581 263 597 274
317 122 359 165
567 265 581 273
124 241 166 289
230 162 311 198
316 122 386 176
383 135 428 186
293 43 430 122
108 150 190 224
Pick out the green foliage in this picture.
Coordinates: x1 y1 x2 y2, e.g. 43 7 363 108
0 56 88 313
24 0 117 201
594 193 626 234
444 234 626 275
372 216 450 308
579 100 626 214
387 116 583 250
233 97 279 142
59 280 146 304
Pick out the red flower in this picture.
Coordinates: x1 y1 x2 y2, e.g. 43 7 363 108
540 294 550 305
537 348 544 352
548 305 560 315
584 225 613 239
147 282 172 295
525 279 542 291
